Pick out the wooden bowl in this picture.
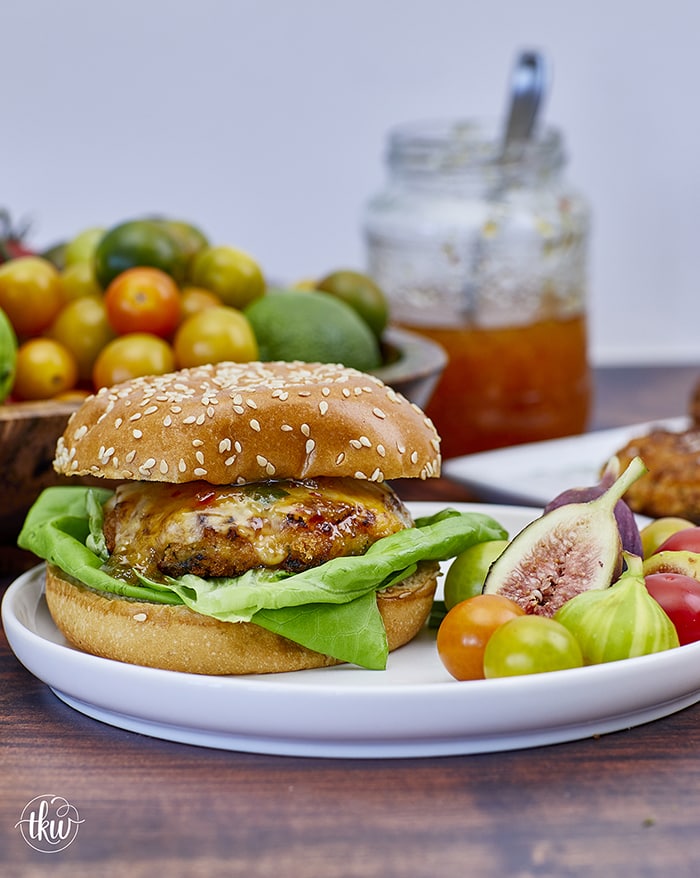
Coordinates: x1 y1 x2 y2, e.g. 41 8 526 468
0 327 446 573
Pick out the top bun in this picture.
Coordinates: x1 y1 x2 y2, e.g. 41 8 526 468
54 361 441 485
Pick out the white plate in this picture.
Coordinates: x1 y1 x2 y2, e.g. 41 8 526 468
4 501 700 759
443 417 689 506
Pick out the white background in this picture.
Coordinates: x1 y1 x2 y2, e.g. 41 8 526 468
2 0 698 365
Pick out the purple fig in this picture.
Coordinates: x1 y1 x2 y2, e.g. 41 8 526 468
544 456 643 558
483 456 648 616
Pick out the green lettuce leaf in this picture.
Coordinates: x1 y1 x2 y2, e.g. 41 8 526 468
18 486 508 668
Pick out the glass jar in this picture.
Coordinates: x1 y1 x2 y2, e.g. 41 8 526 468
364 118 592 459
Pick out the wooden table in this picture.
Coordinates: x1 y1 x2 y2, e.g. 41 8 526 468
3 365 700 878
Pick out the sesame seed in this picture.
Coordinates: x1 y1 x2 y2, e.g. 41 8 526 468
143 457 156 469
372 407 386 419
342 388 351 398
125 450 136 463
319 401 328 415
234 441 242 453
115 418 123 429
305 439 316 454
196 414 206 426
354 471 367 479
301 423 310 437
194 467 208 477
133 613 148 622
129 412 142 421
298 391 311 397
349 439 362 450
360 436 371 447
411 451 419 464
224 455 236 466
159 460 169 474
144 405 158 415
196 451 205 465
219 438 232 453
133 429 143 439
281 424 293 432
246 399 257 409
163 415 172 427
397 443 406 454
377 444 386 457
183 416 196 425
250 419 261 432
178 459 187 472
256 454 268 467
192 439 204 447
321 386 330 396
171 405 182 413
335 452 345 465
233 405 245 414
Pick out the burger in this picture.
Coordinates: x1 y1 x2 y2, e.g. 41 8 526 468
18 360 505 674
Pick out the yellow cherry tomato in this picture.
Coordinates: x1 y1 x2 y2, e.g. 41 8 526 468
48 297 116 381
0 256 63 337
13 338 78 400
174 306 258 368
92 333 176 389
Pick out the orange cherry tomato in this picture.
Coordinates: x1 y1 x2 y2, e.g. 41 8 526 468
13 338 78 400
92 333 175 389
104 267 182 337
436 594 526 681
173 306 258 368
179 286 221 321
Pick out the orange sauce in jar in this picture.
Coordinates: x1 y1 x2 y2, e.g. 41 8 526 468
412 313 591 458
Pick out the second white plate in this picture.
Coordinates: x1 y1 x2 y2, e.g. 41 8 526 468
443 418 689 506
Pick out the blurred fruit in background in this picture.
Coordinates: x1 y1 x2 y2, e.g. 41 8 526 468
0 210 401 403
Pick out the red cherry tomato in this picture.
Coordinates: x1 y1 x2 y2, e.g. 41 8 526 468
644 572 700 645
654 527 700 555
104 267 182 337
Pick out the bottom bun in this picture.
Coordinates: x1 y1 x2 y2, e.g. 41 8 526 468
45 562 439 675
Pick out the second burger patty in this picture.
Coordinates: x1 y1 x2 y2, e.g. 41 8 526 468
102 476 414 580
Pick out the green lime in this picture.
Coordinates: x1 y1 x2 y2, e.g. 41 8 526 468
245 288 382 371
94 219 188 289
0 306 18 401
444 539 510 610
315 269 389 338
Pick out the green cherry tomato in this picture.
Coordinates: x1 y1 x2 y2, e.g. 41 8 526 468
443 539 510 610
483 615 584 678
190 245 265 309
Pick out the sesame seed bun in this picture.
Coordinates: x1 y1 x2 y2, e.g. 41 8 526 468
54 361 441 484
45 561 439 675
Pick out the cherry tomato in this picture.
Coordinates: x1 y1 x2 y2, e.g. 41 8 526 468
0 256 63 337
190 245 265 309
59 261 103 301
644 572 700 645
173 305 258 367
104 267 182 337
179 286 221 321
63 226 105 267
436 594 525 681
315 269 389 337
654 527 700 555
92 333 175 389
48 297 116 381
483 615 584 678
443 539 510 610
640 517 695 558
13 338 78 400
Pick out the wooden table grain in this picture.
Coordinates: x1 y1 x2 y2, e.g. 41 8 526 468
2 364 700 878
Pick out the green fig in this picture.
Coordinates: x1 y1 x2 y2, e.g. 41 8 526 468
482 456 648 616
554 554 679 663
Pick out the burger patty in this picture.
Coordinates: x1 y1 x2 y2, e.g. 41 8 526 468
102 477 414 580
